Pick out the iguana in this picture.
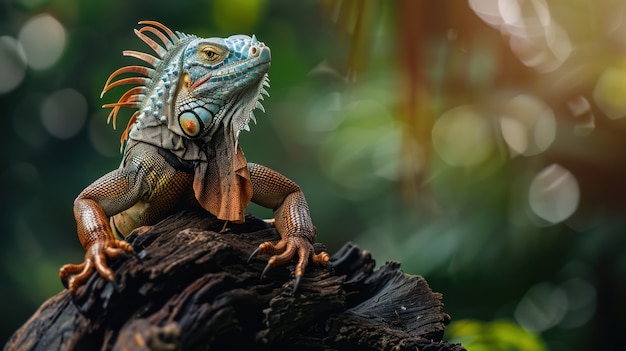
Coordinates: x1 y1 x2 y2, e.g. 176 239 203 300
59 20 329 293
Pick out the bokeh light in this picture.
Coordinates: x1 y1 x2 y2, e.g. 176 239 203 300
559 278 596 329
468 0 504 27
0 36 27 94
567 96 595 136
528 164 579 224
432 105 493 167
18 14 66 71
593 67 626 120
515 277 596 334
509 22 572 73
40 89 88 139
515 282 568 332
499 94 556 157
470 0 572 73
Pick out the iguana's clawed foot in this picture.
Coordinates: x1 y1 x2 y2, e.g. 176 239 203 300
249 236 330 293
59 239 133 293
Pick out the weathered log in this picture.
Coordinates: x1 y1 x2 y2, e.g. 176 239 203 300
5 210 465 351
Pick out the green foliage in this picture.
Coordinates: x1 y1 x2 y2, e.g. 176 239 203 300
447 319 547 351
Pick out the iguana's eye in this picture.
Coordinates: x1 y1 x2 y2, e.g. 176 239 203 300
199 45 226 64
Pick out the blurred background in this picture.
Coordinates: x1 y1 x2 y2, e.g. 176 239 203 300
1 0 625 349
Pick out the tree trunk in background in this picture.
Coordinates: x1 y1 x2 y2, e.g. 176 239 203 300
5 210 465 351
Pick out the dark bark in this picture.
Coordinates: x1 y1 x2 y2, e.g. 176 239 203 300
5 210 465 351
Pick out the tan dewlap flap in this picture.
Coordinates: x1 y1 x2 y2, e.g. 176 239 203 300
193 136 252 223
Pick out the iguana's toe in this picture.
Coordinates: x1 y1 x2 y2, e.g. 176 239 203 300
59 262 88 290
250 236 329 293
59 259 95 293
59 239 133 293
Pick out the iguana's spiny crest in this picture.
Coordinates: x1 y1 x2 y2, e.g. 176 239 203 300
101 20 271 149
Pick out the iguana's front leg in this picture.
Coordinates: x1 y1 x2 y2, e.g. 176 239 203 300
59 164 144 292
247 163 330 291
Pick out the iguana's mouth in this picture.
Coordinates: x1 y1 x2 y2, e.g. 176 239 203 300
185 73 212 92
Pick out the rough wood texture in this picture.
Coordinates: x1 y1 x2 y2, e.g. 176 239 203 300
5 210 465 351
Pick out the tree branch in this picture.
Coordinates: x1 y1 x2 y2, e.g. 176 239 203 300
6 210 465 351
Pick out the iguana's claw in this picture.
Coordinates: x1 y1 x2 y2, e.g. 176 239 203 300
261 262 271 279
59 239 133 293
293 276 301 294
251 236 330 293
247 247 261 263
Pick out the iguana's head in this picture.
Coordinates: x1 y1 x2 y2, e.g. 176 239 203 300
101 21 270 147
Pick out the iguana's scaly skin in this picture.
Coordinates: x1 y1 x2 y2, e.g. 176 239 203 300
59 21 329 293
